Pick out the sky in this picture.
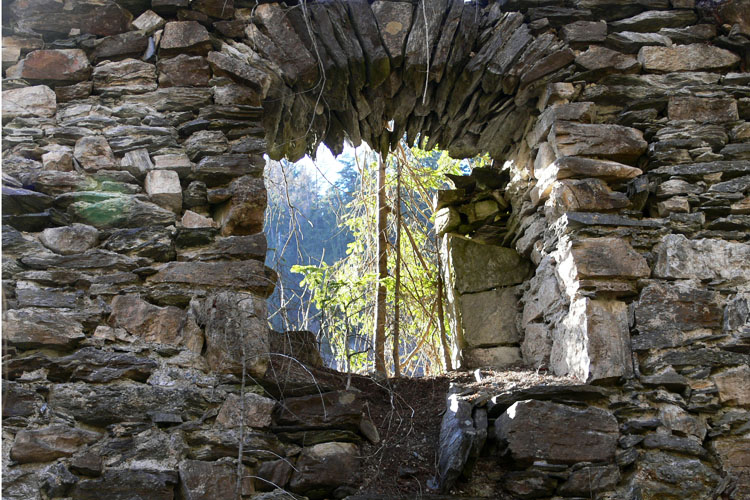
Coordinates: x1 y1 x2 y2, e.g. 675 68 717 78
291 141 372 192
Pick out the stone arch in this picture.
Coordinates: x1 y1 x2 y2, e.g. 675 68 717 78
3 0 750 498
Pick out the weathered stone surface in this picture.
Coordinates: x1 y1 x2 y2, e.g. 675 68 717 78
215 393 275 429
120 148 154 178
213 175 267 236
546 178 630 216
528 103 596 148
462 346 522 369
346 0 391 88
120 87 212 112
11 0 133 37
154 153 192 176
206 50 273 96
159 21 211 55
73 136 116 172
713 365 750 407
668 96 739 123
92 59 158 94
4 308 86 350
606 31 672 54
634 281 723 350
502 470 557 499
132 9 165 33
104 226 175 261
149 259 275 296
558 237 650 282
719 0 750 36
273 390 363 430
39 223 99 255
42 148 74 172
561 20 607 43
639 44 741 73
71 469 178 500
436 394 485 492
630 451 718 500
54 81 93 102
178 234 267 262
69 196 176 229
552 298 633 381
178 460 252 500
2 186 53 215
157 54 210 87
713 435 750 496
253 2 318 89
255 460 293 492
444 237 531 294
653 234 750 287
192 290 269 376
495 400 618 465
534 156 642 201
181 210 215 229
192 0 233 19
609 10 697 33
2 85 56 119
185 427 283 462
9 345 157 383
3 381 43 418
11 425 100 464
91 31 149 62
289 442 360 499
145 170 182 213
49 382 208 426
372 0 413 68
559 465 620 496
8 49 91 83
549 121 648 164
109 294 187 345
575 45 639 75
456 287 519 349
185 130 228 161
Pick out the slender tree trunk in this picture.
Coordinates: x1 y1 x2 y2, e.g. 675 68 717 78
374 153 388 375
393 159 402 378
435 234 453 371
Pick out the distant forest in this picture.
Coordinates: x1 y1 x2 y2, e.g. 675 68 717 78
264 144 478 374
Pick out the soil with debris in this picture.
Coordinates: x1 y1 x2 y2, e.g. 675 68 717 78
343 367 580 498
348 374 456 497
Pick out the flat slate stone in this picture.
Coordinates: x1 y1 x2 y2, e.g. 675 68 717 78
495 400 618 465
7 49 91 83
638 44 741 73
148 259 276 296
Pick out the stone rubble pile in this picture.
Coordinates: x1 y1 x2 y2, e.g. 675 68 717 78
2 0 750 498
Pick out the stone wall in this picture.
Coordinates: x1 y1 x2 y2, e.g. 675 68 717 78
2 0 750 498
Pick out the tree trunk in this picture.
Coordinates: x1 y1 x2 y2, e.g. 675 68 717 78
393 159 402 378
374 153 388 375
436 234 452 371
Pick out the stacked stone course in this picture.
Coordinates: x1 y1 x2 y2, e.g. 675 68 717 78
2 0 749 498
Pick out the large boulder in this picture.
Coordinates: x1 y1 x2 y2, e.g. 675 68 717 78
39 224 99 255
551 298 634 382
549 121 647 165
653 234 750 288
108 294 190 346
7 49 91 83
191 291 270 377
495 400 618 465
178 460 252 500
288 442 360 499
2 85 56 119
10 425 101 463
215 393 276 429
